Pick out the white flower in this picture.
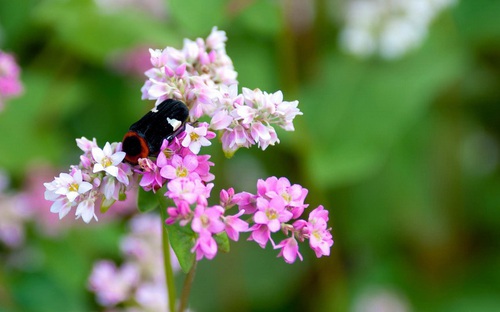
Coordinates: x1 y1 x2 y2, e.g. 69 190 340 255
181 124 212 154
92 142 126 178
54 170 93 202
75 195 97 223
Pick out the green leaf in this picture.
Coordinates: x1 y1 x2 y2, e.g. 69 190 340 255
137 187 159 212
167 223 196 273
214 232 230 253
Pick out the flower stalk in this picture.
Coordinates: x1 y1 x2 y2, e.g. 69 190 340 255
160 205 177 312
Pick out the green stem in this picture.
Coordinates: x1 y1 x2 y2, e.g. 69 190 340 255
160 208 177 312
178 260 197 312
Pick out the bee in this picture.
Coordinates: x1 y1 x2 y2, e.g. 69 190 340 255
122 99 189 164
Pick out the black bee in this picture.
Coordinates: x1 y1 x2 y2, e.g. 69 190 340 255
122 99 189 164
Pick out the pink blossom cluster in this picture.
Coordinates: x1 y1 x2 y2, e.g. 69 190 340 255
89 213 179 311
43 28 333 264
141 26 237 119
141 27 302 157
228 177 333 263
44 138 135 223
0 50 23 110
131 122 332 263
0 172 32 248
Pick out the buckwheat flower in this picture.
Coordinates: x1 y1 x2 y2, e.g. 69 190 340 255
219 188 235 208
181 123 215 154
191 230 218 260
258 177 309 219
166 200 192 225
248 223 272 248
166 178 213 206
52 170 93 202
254 196 292 232
306 205 333 257
191 205 225 235
49 198 75 220
75 192 98 223
0 50 23 110
222 210 248 241
275 237 302 264
210 109 233 130
76 137 98 154
233 191 257 214
88 260 140 306
92 142 127 182
0 192 32 247
138 158 164 192
275 98 301 131
193 154 215 182
121 213 179 278
339 0 457 59
135 281 169 312
160 154 200 180
206 26 227 51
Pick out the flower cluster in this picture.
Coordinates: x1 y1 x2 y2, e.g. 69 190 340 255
44 139 135 223
236 177 333 263
0 171 32 248
44 28 333 264
339 0 457 59
141 27 302 157
89 213 178 311
0 50 23 111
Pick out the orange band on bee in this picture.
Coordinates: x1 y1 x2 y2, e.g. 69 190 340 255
122 131 149 164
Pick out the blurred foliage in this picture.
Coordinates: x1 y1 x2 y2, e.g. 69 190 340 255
0 0 500 311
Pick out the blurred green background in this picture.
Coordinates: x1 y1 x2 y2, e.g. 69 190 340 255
1 0 500 311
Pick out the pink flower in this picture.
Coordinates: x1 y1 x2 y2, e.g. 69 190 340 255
223 210 248 241
165 200 192 225
76 137 98 153
0 51 23 110
181 123 215 154
210 109 233 130
247 223 271 248
88 261 140 306
191 205 225 234
165 178 213 206
275 237 303 264
257 177 309 219
160 154 199 180
138 158 164 192
254 197 292 232
191 230 218 260
233 191 257 214
306 205 333 257
193 154 215 182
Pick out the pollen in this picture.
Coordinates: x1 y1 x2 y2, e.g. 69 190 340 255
163 148 174 159
200 215 209 227
102 157 112 168
176 166 188 178
266 208 278 220
281 193 291 203
69 183 79 192
190 132 200 141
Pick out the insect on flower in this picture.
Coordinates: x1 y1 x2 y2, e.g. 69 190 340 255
122 99 189 164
